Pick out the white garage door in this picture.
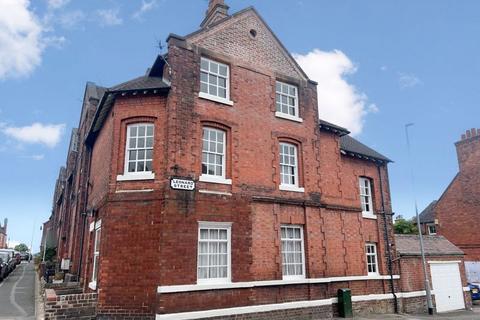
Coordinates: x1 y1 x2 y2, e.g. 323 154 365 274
430 262 465 313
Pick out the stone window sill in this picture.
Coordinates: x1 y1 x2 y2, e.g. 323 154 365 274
116 172 155 181
279 184 305 193
275 112 303 123
199 175 232 185
362 213 377 220
199 92 234 106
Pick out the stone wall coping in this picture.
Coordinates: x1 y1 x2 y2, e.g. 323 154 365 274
45 289 57 302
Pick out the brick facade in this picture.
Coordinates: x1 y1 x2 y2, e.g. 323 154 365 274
43 2 421 319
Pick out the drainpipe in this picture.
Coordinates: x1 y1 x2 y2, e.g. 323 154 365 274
77 145 92 282
377 163 398 313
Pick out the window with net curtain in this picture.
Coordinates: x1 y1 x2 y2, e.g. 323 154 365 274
197 223 231 283
281 225 305 279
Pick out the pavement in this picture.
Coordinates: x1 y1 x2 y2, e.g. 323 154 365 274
339 303 480 320
0 262 36 320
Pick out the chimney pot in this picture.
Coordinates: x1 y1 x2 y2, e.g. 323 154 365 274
466 130 472 139
461 134 466 140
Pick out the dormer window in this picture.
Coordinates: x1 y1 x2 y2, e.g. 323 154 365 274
275 81 302 122
199 57 233 106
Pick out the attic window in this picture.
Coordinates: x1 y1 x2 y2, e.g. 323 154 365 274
249 29 257 39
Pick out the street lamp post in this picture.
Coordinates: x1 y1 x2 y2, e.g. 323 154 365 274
405 123 434 315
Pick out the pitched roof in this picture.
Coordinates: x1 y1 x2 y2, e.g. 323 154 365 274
395 234 464 256
419 201 437 224
340 135 392 163
86 72 170 144
319 119 350 136
109 75 170 92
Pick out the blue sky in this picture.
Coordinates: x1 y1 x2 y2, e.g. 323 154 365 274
1 0 479 251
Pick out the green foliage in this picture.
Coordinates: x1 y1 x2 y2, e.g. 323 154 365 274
39 247 57 262
394 217 418 234
14 243 29 252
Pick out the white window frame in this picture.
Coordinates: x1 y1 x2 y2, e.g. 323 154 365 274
280 225 306 280
199 57 233 106
365 243 379 276
89 220 102 290
279 142 304 192
199 127 232 185
197 221 232 285
275 81 302 122
117 123 155 181
359 177 375 219
427 224 437 235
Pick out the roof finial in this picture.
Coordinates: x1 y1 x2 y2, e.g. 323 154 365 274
201 0 229 28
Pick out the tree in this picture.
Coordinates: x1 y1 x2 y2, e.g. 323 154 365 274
394 217 418 234
14 243 29 252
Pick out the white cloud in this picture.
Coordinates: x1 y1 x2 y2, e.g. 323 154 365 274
47 0 70 10
398 72 422 88
96 8 123 27
20 154 45 160
57 10 86 29
293 49 377 136
0 0 44 79
2 123 66 148
133 0 158 20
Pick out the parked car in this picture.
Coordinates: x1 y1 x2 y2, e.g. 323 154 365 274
14 252 21 265
469 283 480 301
0 252 10 281
0 249 17 270
20 252 30 261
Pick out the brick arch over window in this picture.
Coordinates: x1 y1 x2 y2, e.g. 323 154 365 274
200 121 232 181
277 137 304 189
117 117 157 177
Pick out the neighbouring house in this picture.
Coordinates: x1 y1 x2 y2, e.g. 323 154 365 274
418 201 438 235
43 1 452 319
395 234 471 313
417 128 480 282
0 218 7 249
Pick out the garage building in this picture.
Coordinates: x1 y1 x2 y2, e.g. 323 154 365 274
396 234 472 313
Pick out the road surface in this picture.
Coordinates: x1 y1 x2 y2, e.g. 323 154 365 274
0 262 35 320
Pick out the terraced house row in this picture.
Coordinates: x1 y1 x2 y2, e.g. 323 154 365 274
42 1 471 319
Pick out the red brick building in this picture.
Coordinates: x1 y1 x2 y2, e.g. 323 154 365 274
44 1 447 319
0 218 7 249
418 128 480 282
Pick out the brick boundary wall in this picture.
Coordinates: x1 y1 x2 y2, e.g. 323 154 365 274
44 289 97 320
153 294 472 320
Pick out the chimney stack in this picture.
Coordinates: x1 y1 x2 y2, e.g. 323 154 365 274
456 128 480 171
201 0 229 28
